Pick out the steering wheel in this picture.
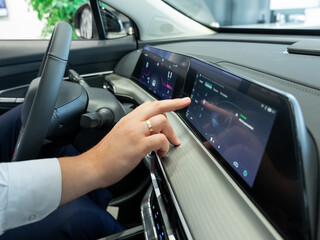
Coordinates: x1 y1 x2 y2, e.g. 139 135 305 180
13 21 72 161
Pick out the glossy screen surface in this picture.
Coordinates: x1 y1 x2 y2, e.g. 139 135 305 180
138 46 178 99
186 60 277 187
133 46 189 100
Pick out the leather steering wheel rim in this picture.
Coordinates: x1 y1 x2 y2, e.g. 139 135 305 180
13 21 72 161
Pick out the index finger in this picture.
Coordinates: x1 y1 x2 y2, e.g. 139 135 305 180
135 97 191 120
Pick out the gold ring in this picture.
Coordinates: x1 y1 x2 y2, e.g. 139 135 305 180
145 120 154 135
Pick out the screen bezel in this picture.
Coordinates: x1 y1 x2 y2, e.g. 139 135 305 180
131 46 189 100
177 58 310 239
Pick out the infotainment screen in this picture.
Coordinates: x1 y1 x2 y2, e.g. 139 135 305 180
132 46 189 99
185 61 277 187
178 58 311 240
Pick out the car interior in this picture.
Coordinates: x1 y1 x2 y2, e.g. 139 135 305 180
0 0 320 239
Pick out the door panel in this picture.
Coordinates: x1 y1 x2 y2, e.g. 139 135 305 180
68 36 137 74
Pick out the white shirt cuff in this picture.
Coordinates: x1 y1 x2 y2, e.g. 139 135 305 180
5 158 61 231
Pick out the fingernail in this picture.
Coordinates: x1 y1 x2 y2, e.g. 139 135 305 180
182 97 190 102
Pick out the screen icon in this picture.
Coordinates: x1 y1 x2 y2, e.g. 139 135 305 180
152 80 156 87
243 170 248 177
233 161 239 168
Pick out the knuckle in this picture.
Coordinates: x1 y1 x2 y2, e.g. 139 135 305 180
158 114 167 125
159 134 167 145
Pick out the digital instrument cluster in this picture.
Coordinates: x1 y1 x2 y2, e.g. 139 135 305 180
132 46 189 99
139 51 176 99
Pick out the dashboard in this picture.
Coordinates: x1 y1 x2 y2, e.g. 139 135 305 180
106 39 320 240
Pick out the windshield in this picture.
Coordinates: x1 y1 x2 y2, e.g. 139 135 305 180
163 0 320 31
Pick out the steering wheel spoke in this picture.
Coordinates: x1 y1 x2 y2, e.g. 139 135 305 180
13 22 73 161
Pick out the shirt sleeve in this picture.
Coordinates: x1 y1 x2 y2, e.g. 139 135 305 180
0 158 62 235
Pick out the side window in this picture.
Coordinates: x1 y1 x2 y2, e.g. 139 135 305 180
0 0 89 39
74 1 135 39
0 0 133 40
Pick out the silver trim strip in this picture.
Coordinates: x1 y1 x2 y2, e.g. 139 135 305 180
81 70 113 78
287 92 315 239
155 154 194 240
0 97 25 103
63 71 113 80
0 97 16 103
15 98 25 103
0 84 29 95
141 186 158 240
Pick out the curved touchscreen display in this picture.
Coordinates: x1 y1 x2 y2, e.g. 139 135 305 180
186 59 277 187
175 55 310 239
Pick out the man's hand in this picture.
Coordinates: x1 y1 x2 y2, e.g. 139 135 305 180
58 98 191 205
